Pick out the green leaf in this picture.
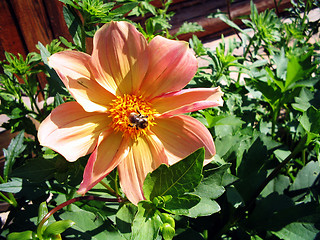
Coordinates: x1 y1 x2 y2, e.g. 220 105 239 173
3 130 26 181
174 228 205 240
116 203 137 240
162 193 200 215
110 3 138 15
285 49 315 90
273 48 288 81
38 202 49 234
235 137 269 202
131 201 163 240
272 221 320 240
237 138 268 178
274 148 291 162
140 2 157 15
226 186 244 208
215 12 247 35
265 67 285 92
299 107 320 135
53 93 65 107
175 22 204 36
7 230 35 240
38 41 66 95
11 158 56 182
143 148 204 200
289 161 320 193
292 88 313 112
293 77 320 89
58 0 78 9
188 164 236 217
245 193 295 231
252 72 282 106
0 178 22 193
43 220 75 237
63 6 83 50
60 206 124 240
247 194 320 235
260 174 290 198
204 113 245 128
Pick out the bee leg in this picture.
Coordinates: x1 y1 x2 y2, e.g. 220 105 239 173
136 108 142 116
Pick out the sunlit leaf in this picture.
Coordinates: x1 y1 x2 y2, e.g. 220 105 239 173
0 178 22 193
110 2 138 15
143 148 204 201
188 164 237 217
60 206 123 240
175 22 204 36
116 203 137 240
7 230 34 240
131 201 162 240
3 130 26 181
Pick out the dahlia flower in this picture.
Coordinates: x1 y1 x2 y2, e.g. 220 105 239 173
38 21 223 205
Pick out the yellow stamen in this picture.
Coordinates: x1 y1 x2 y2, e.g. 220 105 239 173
108 95 157 139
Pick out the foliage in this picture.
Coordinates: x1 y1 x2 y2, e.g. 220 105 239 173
0 0 319 239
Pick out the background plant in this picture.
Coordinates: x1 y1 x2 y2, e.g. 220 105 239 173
0 0 319 239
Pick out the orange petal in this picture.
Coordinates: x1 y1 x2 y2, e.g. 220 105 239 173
91 21 148 95
77 131 130 195
151 87 224 117
49 51 115 112
118 134 167 205
140 36 198 99
38 102 109 162
151 115 216 165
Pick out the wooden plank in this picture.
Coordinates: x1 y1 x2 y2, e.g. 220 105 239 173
9 0 53 53
0 0 27 61
169 0 292 40
43 0 72 42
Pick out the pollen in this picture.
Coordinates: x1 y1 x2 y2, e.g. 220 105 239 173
108 94 157 139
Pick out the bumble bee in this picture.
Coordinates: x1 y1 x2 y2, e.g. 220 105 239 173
128 109 148 130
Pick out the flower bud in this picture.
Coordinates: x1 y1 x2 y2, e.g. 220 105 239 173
161 223 175 240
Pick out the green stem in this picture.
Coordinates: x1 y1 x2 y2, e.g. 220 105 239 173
114 171 121 197
99 180 119 197
7 193 17 207
0 176 5 184
301 149 306 166
0 192 12 204
271 103 280 139
243 36 255 61
36 196 124 240
0 192 17 207
80 24 87 53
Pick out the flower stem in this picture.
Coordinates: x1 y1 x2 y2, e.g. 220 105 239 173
99 180 119 197
36 196 124 239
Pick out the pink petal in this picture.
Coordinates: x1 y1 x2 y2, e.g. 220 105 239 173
139 36 198 99
77 131 130 195
151 115 216 165
151 87 224 117
38 102 109 162
118 134 167 205
49 51 115 112
91 21 148 95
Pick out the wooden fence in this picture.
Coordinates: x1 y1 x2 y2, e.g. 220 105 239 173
0 0 292 61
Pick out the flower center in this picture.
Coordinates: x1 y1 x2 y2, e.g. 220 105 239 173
108 95 157 139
